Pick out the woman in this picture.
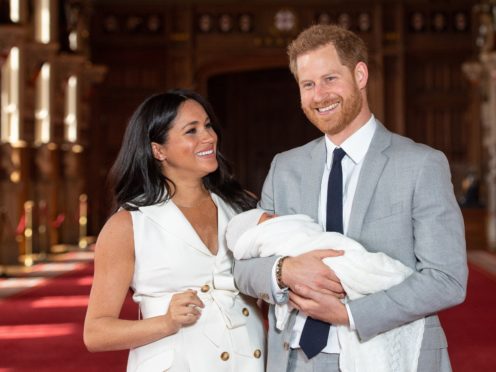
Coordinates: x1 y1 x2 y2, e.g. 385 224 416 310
83 90 265 372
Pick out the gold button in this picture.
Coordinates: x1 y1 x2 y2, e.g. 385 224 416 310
220 351 230 361
253 349 262 358
242 307 250 316
201 284 210 293
283 342 289 351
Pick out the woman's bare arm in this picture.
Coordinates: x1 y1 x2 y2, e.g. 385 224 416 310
83 210 203 352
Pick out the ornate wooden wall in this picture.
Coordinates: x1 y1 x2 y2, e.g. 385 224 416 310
88 0 479 232
403 2 480 195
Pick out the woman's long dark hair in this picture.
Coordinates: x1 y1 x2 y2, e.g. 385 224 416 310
108 89 257 213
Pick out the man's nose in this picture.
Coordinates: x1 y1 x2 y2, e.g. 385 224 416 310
314 83 329 102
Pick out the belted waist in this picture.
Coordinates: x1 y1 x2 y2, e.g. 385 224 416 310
139 285 245 327
139 285 248 348
199 287 247 330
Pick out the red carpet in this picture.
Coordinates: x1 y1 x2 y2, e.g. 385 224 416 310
0 261 495 371
439 264 496 372
0 262 137 372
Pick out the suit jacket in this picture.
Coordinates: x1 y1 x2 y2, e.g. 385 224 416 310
234 121 468 372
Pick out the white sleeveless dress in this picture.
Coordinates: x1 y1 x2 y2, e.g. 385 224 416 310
126 193 265 372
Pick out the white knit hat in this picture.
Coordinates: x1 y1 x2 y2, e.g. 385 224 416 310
226 208 266 251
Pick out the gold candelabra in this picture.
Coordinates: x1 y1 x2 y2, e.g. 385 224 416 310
78 193 88 249
23 200 34 267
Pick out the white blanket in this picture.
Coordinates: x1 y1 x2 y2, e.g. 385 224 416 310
228 214 425 372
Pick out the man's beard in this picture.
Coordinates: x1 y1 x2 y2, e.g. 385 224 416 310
303 86 363 136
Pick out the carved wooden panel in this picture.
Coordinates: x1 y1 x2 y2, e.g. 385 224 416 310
208 68 321 195
85 0 480 232
405 55 472 162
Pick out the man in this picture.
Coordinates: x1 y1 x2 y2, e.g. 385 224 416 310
234 24 467 372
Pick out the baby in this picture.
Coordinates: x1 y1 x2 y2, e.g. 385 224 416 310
226 209 425 372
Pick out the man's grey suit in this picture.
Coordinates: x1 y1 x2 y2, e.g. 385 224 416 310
234 121 468 372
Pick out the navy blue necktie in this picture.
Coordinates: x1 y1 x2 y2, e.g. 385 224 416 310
299 147 346 359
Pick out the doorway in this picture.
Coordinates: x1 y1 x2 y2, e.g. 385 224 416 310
208 67 321 196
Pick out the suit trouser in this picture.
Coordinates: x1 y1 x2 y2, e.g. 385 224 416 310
287 349 339 372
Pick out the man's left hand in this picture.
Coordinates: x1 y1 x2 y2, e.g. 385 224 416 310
289 284 350 326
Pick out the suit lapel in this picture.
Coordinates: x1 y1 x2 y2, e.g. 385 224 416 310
347 122 391 240
300 138 326 222
139 199 213 256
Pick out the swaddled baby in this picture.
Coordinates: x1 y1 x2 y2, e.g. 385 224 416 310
226 209 425 372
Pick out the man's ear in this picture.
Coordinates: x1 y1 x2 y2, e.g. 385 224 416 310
354 61 368 89
151 142 166 161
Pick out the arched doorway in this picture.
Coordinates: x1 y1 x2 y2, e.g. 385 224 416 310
207 67 321 195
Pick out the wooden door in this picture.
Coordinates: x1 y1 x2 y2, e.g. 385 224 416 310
208 67 321 196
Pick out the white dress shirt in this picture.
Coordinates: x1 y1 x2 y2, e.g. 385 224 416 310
271 115 377 353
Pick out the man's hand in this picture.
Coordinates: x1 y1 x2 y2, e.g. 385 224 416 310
289 284 350 325
281 249 345 298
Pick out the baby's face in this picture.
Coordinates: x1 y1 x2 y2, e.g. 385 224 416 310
258 212 277 224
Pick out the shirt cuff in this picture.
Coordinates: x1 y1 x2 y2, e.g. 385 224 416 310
345 303 356 330
271 257 289 304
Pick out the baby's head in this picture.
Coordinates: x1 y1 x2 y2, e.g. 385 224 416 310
226 208 278 250
258 212 277 224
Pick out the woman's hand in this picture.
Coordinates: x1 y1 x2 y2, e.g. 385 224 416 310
164 290 205 333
